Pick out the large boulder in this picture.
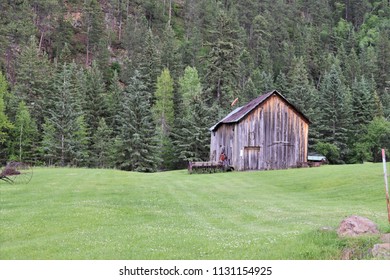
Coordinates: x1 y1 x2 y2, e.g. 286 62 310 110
337 215 379 237
371 243 390 259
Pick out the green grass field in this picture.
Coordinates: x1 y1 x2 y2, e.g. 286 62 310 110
1 164 389 260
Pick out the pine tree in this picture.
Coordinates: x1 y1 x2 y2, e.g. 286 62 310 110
203 6 242 109
84 61 108 133
179 66 202 109
40 119 56 166
160 24 182 79
274 71 288 94
138 28 161 98
242 77 257 103
72 65 88 112
343 48 360 87
171 66 203 168
83 0 105 65
106 70 123 132
376 28 390 105
9 101 38 162
160 24 182 129
42 63 88 166
141 0 166 28
122 14 148 60
251 68 274 94
286 57 317 114
250 13 272 69
174 96 211 163
174 67 210 164
318 63 352 162
153 68 174 135
333 19 354 51
349 76 380 162
117 71 160 172
58 43 73 64
0 71 13 161
238 49 255 93
31 0 61 53
0 0 36 82
360 46 378 84
71 115 90 166
53 4 74 60
95 37 112 83
153 68 174 169
302 25 324 86
112 0 131 41
381 90 390 119
181 0 205 67
355 117 390 162
285 57 319 147
92 118 114 168
13 36 52 127
351 76 375 132
264 0 296 75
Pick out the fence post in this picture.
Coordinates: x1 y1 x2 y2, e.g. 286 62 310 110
382 149 390 224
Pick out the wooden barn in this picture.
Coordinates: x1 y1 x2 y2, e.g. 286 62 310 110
209 90 310 171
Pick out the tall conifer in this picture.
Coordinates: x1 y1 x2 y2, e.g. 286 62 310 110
92 118 114 168
117 71 160 172
84 61 108 133
14 36 51 127
41 63 88 166
9 101 38 162
0 72 13 161
203 6 242 109
318 63 352 161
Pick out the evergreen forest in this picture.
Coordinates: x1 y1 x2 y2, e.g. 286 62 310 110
0 0 389 171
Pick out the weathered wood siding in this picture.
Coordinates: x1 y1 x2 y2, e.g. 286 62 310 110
210 94 309 171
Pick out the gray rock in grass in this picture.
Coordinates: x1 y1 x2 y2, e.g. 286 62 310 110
380 233 390 243
371 243 390 259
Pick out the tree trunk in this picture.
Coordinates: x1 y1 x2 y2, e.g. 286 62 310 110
168 0 172 26
19 123 23 162
86 25 90 66
61 134 65 166
118 0 123 41
217 78 221 102
39 31 44 51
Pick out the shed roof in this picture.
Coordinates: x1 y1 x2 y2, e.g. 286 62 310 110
308 155 327 161
210 90 310 131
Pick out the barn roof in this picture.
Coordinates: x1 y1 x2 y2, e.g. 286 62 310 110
210 90 310 131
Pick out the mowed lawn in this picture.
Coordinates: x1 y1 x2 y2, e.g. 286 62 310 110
1 163 389 260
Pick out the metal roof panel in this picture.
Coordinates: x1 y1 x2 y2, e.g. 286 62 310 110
210 90 311 132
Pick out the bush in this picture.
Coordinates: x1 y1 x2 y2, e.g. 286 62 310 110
314 142 340 164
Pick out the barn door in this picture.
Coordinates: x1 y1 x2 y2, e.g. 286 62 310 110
244 147 260 170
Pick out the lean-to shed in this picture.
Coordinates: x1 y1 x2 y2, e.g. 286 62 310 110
210 90 310 171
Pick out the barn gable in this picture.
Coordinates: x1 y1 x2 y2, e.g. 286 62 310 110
210 90 310 171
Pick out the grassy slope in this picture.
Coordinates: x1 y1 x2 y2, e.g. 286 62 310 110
1 164 389 260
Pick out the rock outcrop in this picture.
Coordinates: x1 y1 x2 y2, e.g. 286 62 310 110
371 243 390 259
337 215 379 237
